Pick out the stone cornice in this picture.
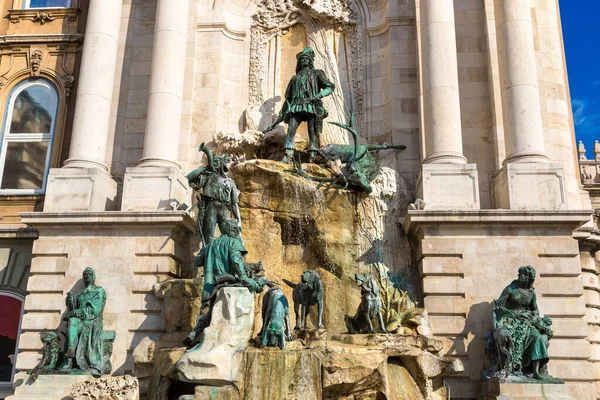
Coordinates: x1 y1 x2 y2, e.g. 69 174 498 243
197 22 246 41
403 210 593 235
20 211 196 232
0 226 38 239
7 7 79 25
368 16 414 37
0 33 83 44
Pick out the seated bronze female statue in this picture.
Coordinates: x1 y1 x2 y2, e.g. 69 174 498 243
489 265 560 382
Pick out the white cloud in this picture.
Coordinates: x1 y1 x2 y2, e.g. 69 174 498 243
572 98 588 126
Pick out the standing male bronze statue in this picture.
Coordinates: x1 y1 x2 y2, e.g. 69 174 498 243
187 143 242 246
264 47 335 163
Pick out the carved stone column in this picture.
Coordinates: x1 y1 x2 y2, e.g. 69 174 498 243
44 0 123 211
492 0 567 210
120 0 190 211
417 0 480 210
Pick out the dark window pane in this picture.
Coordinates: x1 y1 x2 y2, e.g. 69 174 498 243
0 296 21 382
10 85 57 134
26 0 71 7
1 141 49 190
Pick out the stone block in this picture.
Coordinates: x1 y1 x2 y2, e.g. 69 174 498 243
121 166 190 211
243 349 321 400
547 339 590 359
174 287 255 388
429 315 466 335
7 374 95 400
43 168 118 212
420 256 464 275
493 162 567 210
548 359 595 381
422 276 465 295
482 380 574 400
194 385 239 400
70 376 139 400
550 318 589 338
417 163 480 210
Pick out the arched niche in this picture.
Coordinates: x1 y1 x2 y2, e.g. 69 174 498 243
248 0 367 145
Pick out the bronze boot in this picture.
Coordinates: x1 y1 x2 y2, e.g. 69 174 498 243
281 149 294 164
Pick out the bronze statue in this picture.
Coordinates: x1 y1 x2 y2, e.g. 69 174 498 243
59 267 110 377
258 287 292 349
187 143 242 246
283 270 325 330
486 266 561 383
183 219 268 346
346 274 388 334
30 332 60 381
287 114 406 193
264 47 335 163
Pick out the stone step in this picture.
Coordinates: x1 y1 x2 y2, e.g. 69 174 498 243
6 373 94 400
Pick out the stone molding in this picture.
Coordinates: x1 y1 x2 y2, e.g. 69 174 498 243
0 226 38 239
0 34 84 44
403 209 593 235
7 7 79 25
20 211 195 231
367 16 414 37
196 22 246 41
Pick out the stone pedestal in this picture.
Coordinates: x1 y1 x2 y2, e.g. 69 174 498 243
493 163 567 210
6 373 94 400
43 168 118 212
121 166 189 211
13 212 195 386
174 287 255 389
417 164 480 210
481 380 575 400
403 210 594 399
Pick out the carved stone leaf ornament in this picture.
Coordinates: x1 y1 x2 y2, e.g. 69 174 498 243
33 12 56 24
30 50 43 75
63 74 75 101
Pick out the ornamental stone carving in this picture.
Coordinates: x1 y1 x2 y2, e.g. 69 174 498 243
30 50 43 75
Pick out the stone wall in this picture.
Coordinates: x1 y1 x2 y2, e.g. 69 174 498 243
405 211 595 399
15 212 195 376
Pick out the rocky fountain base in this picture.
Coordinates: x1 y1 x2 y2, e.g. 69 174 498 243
137 287 462 400
134 160 461 399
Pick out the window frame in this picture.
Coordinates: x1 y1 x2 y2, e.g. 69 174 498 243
0 79 59 195
0 290 25 388
21 0 72 8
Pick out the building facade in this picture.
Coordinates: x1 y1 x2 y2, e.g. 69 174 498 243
0 0 596 399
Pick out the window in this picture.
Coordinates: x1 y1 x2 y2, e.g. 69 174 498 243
0 79 58 194
0 293 23 386
22 0 71 8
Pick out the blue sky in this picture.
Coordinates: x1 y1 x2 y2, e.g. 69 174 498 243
560 1 600 155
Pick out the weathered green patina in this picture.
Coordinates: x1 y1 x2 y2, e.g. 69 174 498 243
183 219 268 346
263 47 335 163
59 267 111 377
187 143 241 246
287 114 406 193
486 266 562 383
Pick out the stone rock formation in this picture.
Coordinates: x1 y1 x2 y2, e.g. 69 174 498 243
174 287 255 389
70 376 139 400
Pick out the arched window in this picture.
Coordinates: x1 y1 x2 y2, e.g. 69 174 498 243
22 0 71 8
0 79 59 195
0 292 24 386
